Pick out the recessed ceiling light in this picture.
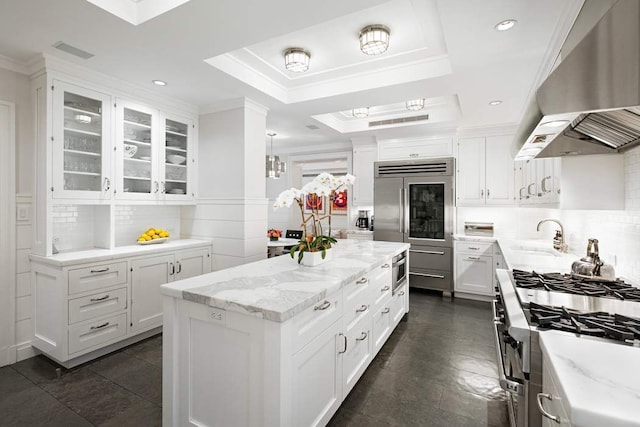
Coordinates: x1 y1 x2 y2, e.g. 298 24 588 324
152 80 167 86
359 25 390 55
352 107 369 118
495 19 517 31
489 100 502 106
541 120 570 128
284 47 311 73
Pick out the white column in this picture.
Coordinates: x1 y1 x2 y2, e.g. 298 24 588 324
183 98 269 270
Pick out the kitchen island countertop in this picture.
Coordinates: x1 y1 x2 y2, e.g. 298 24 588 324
161 239 409 322
540 331 640 427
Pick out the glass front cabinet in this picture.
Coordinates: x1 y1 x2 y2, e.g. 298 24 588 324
52 81 112 200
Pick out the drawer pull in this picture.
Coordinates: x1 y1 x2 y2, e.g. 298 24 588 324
381 263 390 269
382 307 390 314
314 300 331 311
356 277 368 285
467 247 480 250
410 272 445 279
536 393 560 423
411 249 445 255
398 291 405 296
89 294 110 302
356 304 369 313
356 331 368 341
90 267 110 274
338 333 347 354
466 256 481 261
381 285 390 292
90 322 110 330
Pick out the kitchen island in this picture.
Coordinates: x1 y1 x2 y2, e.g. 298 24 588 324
161 239 410 427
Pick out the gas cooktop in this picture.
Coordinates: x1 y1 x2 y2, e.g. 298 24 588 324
512 269 640 302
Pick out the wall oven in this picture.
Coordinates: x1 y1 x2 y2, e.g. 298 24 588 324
391 250 407 295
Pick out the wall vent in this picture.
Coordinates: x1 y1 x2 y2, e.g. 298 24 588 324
52 42 94 59
369 114 429 127
375 157 453 177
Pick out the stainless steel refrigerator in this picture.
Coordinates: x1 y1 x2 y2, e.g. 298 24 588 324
374 158 455 297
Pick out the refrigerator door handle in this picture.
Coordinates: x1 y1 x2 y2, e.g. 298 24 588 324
398 188 403 233
404 187 409 235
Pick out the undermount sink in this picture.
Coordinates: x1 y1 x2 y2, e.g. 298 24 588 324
510 245 561 257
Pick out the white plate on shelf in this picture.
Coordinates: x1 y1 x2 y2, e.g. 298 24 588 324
168 189 185 194
139 156 151 161
138 237 169 245
167 154 186 165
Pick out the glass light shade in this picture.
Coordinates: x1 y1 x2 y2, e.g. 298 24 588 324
266 154 281 178
74 114 92 123
359 25 390 55
406 99 425 111
352 107 369 118
284 48 311 73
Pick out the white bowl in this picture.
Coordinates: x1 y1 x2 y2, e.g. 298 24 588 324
124 144 138 158
167 154 186 165
168 188 185 194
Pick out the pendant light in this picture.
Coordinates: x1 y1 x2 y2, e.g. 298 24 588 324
265 133 286 179
405 99 425 111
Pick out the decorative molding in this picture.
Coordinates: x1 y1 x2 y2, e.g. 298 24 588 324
199 97 269 117
276 141 353 156
0 54 29 75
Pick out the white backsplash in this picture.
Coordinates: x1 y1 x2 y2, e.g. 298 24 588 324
114 205 181 247
52 205 96 251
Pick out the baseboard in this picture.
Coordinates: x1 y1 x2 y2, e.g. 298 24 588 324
16 341 40 362
454 291 493 302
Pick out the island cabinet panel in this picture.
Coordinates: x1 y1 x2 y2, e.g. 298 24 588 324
162 247 410 427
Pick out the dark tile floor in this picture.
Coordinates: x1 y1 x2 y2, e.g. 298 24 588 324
0 290 508 427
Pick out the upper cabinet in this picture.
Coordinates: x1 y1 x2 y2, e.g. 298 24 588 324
352 145 376 206
162 115 194 199
378 137 452 161
457 135 515 206
52 81 113 200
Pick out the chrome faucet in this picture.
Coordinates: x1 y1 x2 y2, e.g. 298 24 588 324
536 218 568 252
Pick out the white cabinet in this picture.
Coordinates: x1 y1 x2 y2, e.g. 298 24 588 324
342 313 372 397
30 241 211 367
52 81 113 200
352 145 376 206
454 240 499 298
457 135 515 206
292 319 343 427
541 355 572 426
378 137 453 161
516 158 561 205
131 247 211 333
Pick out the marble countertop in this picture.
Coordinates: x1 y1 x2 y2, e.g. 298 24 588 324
161 239 409 323
539 331 640 427
496 238 579 273
453 234 497 243
30 238 212 267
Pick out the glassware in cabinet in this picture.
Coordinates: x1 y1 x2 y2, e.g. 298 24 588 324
163 117 191 197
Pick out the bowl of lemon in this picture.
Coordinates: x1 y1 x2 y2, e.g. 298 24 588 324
137 228 170 245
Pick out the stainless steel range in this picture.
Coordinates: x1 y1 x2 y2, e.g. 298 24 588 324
494 269 640 427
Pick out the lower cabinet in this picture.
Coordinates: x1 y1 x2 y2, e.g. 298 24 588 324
541 355 572 426
30 241 211 367
164 254 409 427
454 240 501 298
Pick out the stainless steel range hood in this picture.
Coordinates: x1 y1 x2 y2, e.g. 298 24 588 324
514 0 640 159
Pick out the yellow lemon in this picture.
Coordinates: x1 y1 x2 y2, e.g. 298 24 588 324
144 235 152 241
137 238 145 243
159 231 168 238
147 227 155 234
152 235 159 239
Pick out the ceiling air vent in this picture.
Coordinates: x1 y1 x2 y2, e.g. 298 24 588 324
52 41 94 60
375 157 454 177
369 114 429 127
305 124 320 130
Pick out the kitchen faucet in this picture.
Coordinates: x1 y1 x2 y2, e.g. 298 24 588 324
536 218 568 252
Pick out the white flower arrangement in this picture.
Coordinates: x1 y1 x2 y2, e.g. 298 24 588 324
273 172 355 262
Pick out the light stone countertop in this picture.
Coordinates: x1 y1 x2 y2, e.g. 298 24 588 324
453 234 497 243
30 238 213 267
539 331 640 427
161 239 410 323
496 238 579 273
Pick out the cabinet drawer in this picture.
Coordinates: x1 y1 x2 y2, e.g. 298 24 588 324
455 241 492 255
409 268 452 292
68 287 127 325
292 292 342 352
368 260 392 288
68 262 127 295
410 247 451 271
343 276 374 332
68 313 127 354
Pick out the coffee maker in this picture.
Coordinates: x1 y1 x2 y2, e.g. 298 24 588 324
355 210 370 229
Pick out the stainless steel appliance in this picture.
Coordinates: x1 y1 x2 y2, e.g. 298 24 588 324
391 250 407 295
514 0 640 158
355 210 370 229
374 158 455 296
494 268 640 427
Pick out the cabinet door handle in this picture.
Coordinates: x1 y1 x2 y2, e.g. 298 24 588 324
161 181 166 194
90 267 110 273
176 261 182 274
90 322 110 330
154 181 160 193
541 176 552 193
170 262 175 275
381 263 390 269
527 183 536 196
467 247 480 250
103 177 111 192
356 331 368 341
356 277 368 285
398 188 404 233
519 187 526 199
314 300 331 311
338 333 347 354
398 291 405 296
382 307 390 314
381 285 390 292
487 188 490 198
536 393 560 423
356 304 369 313
466 256 481 261
90 294 110 302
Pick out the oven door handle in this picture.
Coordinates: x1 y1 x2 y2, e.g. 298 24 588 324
493 320 524 396
491 299 502 322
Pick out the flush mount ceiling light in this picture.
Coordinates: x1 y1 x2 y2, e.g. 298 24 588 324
359 24 390 55
494 19 517 31
352 107 370 118
283 47 311 73
265 133 286 179
406 99 425 111
152 80 167 86
489 100 502 106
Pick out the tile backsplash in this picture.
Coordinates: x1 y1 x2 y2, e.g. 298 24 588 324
52 205 96 251
114 205 181 246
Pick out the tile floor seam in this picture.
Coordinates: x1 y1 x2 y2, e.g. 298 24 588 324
87 365 163 409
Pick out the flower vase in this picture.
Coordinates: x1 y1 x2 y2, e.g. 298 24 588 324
270 236 279 241
299 248 333 266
